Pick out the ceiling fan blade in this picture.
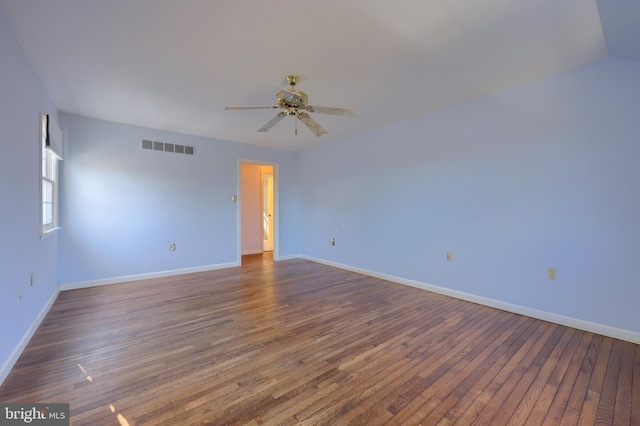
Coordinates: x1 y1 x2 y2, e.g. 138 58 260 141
296 111 327 137
225 105 278 110
257 112 287 132
306 105 356 117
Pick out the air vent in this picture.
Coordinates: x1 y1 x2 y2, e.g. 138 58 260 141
142 140 194 156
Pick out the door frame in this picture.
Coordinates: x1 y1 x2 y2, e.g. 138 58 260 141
237 159 279 263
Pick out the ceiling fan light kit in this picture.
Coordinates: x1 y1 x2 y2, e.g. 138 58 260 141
225 75 355 137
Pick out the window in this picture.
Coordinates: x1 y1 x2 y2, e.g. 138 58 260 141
40 113 62 235
41 147 57 231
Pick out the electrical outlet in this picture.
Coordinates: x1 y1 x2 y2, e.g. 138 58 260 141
447 252 453 262
547 267 557 280
329 237 336 246
30 272 34 287
170 243 176 251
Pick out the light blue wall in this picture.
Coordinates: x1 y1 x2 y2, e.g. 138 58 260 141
0 10 60 374
58 114 300 284
299 58 640 333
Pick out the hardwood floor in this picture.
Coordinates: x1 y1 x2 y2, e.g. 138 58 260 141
1 254 638 425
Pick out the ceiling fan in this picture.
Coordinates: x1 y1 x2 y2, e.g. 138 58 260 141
225 75 356 136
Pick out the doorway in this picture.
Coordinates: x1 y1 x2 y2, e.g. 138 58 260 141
239 162 276 260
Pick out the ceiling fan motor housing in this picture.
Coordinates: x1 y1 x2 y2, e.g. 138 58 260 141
277 89 308 109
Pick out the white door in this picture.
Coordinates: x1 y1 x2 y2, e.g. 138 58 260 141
262 172 274 251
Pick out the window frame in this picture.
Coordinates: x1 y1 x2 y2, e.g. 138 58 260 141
40 113 61 237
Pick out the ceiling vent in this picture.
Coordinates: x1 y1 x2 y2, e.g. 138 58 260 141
142 140 194 156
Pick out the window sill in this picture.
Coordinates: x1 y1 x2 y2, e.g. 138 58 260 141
40 227 61 239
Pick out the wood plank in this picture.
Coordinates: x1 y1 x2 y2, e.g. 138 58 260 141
633 345 640 426
595 339 623 425
541 331 595 425
0 254 637 425
579 336 614 425
612 341 634 425
559 334 601 425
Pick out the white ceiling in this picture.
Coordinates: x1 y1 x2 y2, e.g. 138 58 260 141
0 1 636 151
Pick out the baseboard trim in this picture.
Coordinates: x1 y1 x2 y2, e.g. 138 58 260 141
275 254 301 261
0 287 60 386
241 249 263 255
60 262 240 291
300 255 640 345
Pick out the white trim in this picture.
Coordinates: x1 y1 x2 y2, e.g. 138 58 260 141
40 226 61 239
276 254 301 261
60 262 239 291
242 249 264 255
1 287 60 386
299 255 640 345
